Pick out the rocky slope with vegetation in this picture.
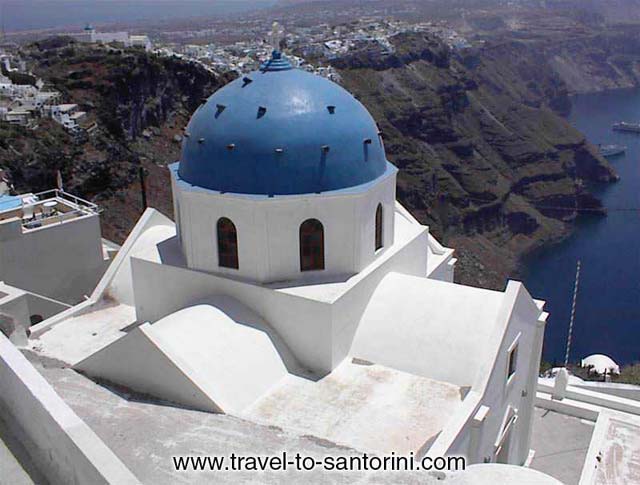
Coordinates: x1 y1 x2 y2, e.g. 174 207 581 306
1 35 616 289
0 39 233 242
539 25 640 95
330 32 616 288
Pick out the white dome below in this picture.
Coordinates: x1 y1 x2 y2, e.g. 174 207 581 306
581 354 620 375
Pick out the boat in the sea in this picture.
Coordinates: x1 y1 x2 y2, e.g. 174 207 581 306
612 121 640 133
599 144 627 158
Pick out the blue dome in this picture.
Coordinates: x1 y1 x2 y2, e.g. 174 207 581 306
177 54 389 196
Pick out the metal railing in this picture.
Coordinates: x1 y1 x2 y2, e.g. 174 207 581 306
20 189 101 231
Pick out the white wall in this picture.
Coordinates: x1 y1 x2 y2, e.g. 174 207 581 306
131 210 427 374
172 164 396 285
429 283 546 467
0 333 139 484
0 215 106 304
0 289 29 345
132 257 334 373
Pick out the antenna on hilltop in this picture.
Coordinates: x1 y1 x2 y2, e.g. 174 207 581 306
564 260 582 368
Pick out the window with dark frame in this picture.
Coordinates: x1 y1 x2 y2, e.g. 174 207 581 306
507 344 518 381
217 217 239 269
375 203 383 251
300 219 325 271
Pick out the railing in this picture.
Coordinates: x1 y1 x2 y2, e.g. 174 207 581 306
31 189 99 212
20 189 101 231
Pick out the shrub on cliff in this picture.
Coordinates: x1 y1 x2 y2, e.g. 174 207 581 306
616 364 640 386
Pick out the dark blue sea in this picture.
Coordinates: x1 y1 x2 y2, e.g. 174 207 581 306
523 88 640 366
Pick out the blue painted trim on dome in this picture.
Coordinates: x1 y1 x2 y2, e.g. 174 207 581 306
170 161 397 199
260 50 293 72
178 66 389 196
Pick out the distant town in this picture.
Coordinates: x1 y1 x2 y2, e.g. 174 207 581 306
0 17 473 131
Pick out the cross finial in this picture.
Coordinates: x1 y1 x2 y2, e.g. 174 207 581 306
270 21 284 52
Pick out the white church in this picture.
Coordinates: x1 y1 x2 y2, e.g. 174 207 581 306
1 49 576 483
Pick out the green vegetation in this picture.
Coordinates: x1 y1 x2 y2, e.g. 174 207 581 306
333 32 615 288
616 363 640 386
1 41 232 242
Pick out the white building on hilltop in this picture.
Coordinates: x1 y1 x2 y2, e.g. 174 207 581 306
25 50 549 468
68 24 152 51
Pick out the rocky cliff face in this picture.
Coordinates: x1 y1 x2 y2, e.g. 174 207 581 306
0 40 233 241
332 33 616 288
0 36 617 289
473 22 640 97
543 26 640 94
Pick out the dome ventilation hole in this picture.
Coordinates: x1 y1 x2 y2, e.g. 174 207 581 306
327 105 336 114
321 145 330 153
198 138 205 144
257 106 267 119
242 76 253 87
275 148 284 154
215 104 226 118
364 138 372 145
227 143 236 151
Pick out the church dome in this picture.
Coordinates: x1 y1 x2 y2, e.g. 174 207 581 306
178 52 390 196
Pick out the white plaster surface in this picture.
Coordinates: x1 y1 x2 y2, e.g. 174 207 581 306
0 212 106 304
269 204 427 302
591 412 640 485
351 272 505 387
0 420 38 485
0 333 138 485
29 300 136 366
77 297 299 414
529 408 594 485
245 360 463 455
30 355 437 483
172 163 398 285
106 216 176 306
449 464 562 484
26 353 536 484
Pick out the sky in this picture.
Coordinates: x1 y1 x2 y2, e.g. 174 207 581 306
0 1 279 32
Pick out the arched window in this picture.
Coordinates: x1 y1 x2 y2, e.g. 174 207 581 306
217 217 239 269
375 203 384 251
300 219 325 271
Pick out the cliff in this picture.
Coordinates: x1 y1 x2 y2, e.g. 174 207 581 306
0 36 616 289
331 33 616 288
539 26 640 95
0 40 234 242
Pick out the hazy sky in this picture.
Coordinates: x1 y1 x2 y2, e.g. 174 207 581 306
0 0 279 32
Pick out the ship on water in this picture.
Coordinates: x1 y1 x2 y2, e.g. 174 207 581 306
599 144 627 158
612 121 640 133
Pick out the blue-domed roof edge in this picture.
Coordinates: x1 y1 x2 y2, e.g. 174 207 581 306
178 66 390 196
170 161 397 199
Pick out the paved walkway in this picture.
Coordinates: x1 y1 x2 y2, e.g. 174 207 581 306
530 408 594 485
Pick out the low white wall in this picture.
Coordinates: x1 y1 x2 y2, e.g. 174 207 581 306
535 392 600 422
537 380 640 416
429 283 545 466
579 413 611 485
0 333 139 484
575 381 640 402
